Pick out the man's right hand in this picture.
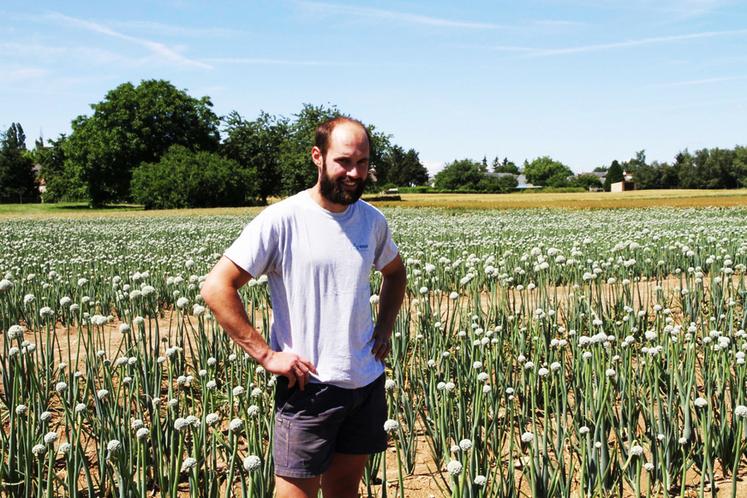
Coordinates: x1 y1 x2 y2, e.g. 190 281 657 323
261 350 317 390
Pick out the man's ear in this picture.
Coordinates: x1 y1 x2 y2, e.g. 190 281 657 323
311 146 323 168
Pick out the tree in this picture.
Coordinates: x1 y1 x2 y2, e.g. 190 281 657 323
524 156 574 187
434 159 485 190
572 173 603 190
33 135 87 202
64 80 221 206
604 160 624 191
479 174 518 192
131 145 258 209
222 111 289 204
734 146 747 187
277 104 345 196
379 145 429 187
277 103 391 196
675 150 699 189
493 157 519 174
0 123 37 203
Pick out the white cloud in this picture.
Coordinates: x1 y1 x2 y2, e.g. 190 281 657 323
0 67 48 82
488 29 747 57
112 20 244 38
43 12 212 69
204 57 364 66
649 75 747 87
298 1 506 30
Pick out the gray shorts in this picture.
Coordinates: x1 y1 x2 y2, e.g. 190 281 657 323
273 373 387 478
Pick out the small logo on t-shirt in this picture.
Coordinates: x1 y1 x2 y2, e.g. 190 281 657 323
355 243 369 251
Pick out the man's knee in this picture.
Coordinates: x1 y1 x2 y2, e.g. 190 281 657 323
275 474 321 498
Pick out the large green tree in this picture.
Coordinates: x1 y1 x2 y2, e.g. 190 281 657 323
734 146 747 187
277 103 391 196
131 145 257 209
0 123 37 203
493 157 519 174
604 160 624 191
34 135 87 202
64 80 220 206
378 145 429 187
434 159 486 190
222 111 289 204
524 156 574 187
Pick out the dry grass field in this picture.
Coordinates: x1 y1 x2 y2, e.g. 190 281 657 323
372 189 747 209
2 189 747 220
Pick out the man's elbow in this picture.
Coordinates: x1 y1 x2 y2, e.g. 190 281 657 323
200 275 220 308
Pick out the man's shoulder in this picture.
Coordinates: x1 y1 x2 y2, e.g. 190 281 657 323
355 199 388 224
253 192 306 222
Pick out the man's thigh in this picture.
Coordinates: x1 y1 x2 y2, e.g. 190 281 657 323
275 475 320 498
273 379 348 478
321 453 369 498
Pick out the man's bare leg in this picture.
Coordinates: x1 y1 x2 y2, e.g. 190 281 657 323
321 453 369 498
275 475 321 498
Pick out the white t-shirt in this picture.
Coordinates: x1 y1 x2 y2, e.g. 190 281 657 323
224 190 399 389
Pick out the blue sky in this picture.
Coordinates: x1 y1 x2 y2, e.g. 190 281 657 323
1 0 746 174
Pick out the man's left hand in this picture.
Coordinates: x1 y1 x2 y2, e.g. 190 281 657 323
371 327 392 361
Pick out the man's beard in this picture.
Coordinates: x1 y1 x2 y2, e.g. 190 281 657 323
319 159 367 205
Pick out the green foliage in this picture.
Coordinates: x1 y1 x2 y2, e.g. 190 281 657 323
480 174 518 192
434 159 486 190
377 145 429 187
524 156 574 187
0 123 37 203
493 157 519 174
604 160 624 191
277 104 344 196
434 158 518 192
221 111 289 203
735 146 747 187
34 135 87 202
131 145 258 209
572 173 603 190
65 80 220 206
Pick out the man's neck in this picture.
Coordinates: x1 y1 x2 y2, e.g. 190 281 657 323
308 185 349 213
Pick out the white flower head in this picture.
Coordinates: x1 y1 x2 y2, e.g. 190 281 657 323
446 460 463 476
629 444 644 456
32 443 46 458
243 455 261 472
383 419 399 433
459 439 473 451
181 457 198 472
229 418 244 433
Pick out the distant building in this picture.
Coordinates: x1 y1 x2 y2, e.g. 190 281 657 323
610 171 636 192
516 174 541 190
486 172 541 190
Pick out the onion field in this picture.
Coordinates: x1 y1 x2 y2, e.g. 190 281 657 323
1 207 746 497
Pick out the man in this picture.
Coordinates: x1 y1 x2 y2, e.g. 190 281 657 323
200 117 407 498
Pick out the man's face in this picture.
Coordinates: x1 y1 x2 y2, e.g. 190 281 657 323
314 123 369 206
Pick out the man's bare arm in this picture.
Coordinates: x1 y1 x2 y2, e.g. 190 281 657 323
371 254 407 361
200 256 316 389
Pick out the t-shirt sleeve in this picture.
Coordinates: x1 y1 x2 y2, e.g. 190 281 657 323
373 216 399 271
223 213 278 278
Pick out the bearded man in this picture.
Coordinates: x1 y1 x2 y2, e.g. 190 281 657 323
201 117 407 497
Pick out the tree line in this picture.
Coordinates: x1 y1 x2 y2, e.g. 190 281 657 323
433 147 747 192
2 80 429 208
3 79 747 206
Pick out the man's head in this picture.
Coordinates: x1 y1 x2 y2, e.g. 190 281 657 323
312 117 370 206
